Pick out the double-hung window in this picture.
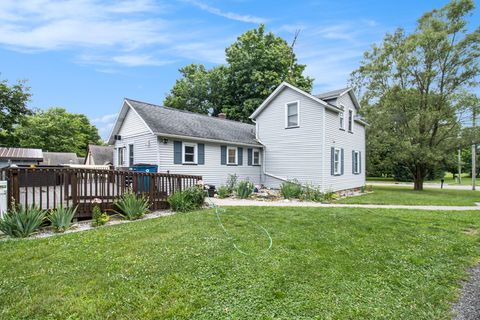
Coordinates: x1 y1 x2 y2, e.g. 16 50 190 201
183 143 196 164
339 112 345 129
117 147 125 166
353 151 360 174
286 102 299 128
348 109 353 132
252 149 260 165
333 148 341 175
227 147 237 165
128 144 134 167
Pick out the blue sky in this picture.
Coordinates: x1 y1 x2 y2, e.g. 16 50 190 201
0 0 478 140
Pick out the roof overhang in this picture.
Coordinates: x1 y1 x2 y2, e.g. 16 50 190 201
155 132 263 148
249 82 343 120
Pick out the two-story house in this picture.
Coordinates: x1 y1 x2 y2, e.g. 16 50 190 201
107 82 366 192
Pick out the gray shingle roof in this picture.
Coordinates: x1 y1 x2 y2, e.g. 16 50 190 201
315 87 350 100
87 145 114 165
41 152 80 165
0 147 43 161
126 99 259 145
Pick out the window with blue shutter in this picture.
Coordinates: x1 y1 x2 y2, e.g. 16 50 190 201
173 141 182 164
198 143 205 165
221 146 227 165
341 148 344 175
237 147 243 165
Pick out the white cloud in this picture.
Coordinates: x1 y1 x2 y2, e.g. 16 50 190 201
183 0 266 24
92 113 117 140
92 113 118 124
112 55 176 67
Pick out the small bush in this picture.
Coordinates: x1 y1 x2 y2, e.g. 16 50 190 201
92 205 109 227
225 174 238 193
168 186 206 212
49 206 77 233
300 184 324 202
0 205 46 238
323 190 337 202
280 180 303 199
236 180 254 199
115 192 149 220
216 185 231 199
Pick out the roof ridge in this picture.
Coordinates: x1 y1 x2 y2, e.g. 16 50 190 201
125 98 255 127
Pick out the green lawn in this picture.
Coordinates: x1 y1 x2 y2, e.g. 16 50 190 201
1 207 480 319
337 186 480 206
367 173 475 186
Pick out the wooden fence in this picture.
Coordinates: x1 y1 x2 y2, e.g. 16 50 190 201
0 167 202 219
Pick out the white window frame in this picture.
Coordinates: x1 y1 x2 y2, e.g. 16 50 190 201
353 150 360 174
348 109 354 132
339 112 345 130
334 148 341 175
227 147 237 165
285 101 300 128
183 143 197 164
252 149 260 165
117 147 125 166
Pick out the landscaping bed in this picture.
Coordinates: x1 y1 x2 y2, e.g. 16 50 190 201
0 206 479 319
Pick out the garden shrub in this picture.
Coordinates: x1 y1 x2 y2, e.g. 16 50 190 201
225 173 238 193
216 185 231 199
0 205 46 238
49 206 77 233
280 180 303 199
115 192 149 220
236 180 254 199
300 184 324 202
168 186 206 212
92 205 109 227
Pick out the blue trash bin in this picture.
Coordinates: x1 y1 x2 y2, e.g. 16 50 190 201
129 164 158 192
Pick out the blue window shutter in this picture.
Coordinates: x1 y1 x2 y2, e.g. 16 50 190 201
352 150 355 174
341 148 344 175
198 143 205 165
174 141 182 164
359 151 362 173
238 147 243 165
221 146 227 165
247 148 253 166
331 147 334 175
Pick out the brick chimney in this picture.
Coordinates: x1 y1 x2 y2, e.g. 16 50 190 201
218 112 226 119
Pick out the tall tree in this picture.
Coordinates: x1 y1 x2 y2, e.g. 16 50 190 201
164 64 228 116
0 78 32 146
15 108 101 157
164 24 313 122
351 0 479 190
223 24 313 121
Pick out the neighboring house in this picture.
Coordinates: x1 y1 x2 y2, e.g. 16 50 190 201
85 145 114 165
0 147 43 167
40 152 81 166
108 82 366 191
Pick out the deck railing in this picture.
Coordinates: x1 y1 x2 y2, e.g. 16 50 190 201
0 167 202 218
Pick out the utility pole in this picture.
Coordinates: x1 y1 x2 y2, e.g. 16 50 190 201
473 106 477 191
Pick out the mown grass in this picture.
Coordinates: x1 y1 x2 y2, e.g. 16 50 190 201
1 207 479 319
338 186 480 206
367 173 474 186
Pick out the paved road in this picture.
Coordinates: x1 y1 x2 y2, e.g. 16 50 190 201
367 181 479 191
210 198 480 211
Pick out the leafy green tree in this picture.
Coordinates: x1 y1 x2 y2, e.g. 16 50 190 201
164 64 228 116
223 24 313 121
0 78 32 146
15 108 102 157
352 0 479 190
164 24 313 122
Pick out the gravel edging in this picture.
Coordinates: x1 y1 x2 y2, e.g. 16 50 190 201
452 263 480 320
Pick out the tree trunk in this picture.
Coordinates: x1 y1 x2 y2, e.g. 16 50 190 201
413 165 424 190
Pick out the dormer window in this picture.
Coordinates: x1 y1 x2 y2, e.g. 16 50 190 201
285 101 299 128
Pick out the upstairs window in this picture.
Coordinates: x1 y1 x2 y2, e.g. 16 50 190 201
286 102 299 128
227 147 237 165
348 109 353 132
183 143 196 164
339 112 345 129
